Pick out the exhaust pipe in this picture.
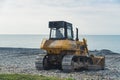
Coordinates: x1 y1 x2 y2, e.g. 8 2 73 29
76 28 79 41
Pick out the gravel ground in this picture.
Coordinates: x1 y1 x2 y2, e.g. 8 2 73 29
0 47 120 80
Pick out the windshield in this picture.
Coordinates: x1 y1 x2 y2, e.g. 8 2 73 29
50 28 65 39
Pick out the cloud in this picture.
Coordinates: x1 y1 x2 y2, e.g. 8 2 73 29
0 0 120 34
34 0 120 7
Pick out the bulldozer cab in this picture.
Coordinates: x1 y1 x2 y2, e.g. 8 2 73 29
49 21 74 40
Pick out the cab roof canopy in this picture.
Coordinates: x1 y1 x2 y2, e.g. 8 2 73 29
49 21 72 28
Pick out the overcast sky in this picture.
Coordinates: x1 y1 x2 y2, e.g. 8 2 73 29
0 0 120 35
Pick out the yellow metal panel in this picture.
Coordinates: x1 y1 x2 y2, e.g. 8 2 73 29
40 38 89 56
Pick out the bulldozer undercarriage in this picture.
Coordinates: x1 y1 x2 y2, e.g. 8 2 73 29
35 53 103 72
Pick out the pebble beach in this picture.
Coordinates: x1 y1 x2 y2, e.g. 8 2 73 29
0 47 120 80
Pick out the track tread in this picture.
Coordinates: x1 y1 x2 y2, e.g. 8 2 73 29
35 54 46 70
62 55 74 72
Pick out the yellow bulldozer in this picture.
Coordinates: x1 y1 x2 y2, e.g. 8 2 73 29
35 21 105 72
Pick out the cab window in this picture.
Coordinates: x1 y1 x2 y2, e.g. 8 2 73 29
50 28 65 39
67 26 72 39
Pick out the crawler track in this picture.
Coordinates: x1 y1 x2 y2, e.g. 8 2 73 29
62 55 74 72
35 54 46 70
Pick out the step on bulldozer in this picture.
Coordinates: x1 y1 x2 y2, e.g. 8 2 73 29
35 21 105 72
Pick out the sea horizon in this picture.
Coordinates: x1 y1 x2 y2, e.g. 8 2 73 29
0 35 120 53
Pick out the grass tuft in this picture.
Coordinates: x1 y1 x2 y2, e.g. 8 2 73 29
0 74 74 80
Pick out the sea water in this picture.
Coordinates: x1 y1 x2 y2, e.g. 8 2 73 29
0 35 120 53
